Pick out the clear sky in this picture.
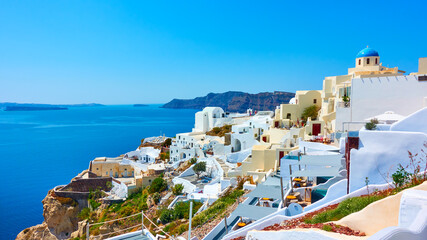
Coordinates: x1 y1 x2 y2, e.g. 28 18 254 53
1 1 426 104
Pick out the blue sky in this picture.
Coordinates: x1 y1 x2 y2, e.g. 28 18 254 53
1 0 426 104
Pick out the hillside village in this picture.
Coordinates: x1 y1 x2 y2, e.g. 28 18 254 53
17 48 427 240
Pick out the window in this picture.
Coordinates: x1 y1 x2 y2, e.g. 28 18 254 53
286 113 291 119
96 168 99 170
367 58 370 64
313 99 317 104
358 59 361 65
106 172 108 175
375 58 378 64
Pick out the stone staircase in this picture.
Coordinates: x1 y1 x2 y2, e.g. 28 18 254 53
215 157 229 177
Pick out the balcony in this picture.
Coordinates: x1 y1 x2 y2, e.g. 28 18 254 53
337 101 350 108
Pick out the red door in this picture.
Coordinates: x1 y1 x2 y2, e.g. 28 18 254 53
262 136 267 142
312 124 321 136
279 151 285 167
274 121 279 128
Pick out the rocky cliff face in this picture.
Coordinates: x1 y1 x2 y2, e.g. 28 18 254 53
16 190 85 240
162 91 295 112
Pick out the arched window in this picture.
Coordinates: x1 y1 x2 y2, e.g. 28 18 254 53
367 58 370 64
358 59 361 65
375 58 378 64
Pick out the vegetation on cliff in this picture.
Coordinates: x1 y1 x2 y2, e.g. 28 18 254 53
206 124 232 137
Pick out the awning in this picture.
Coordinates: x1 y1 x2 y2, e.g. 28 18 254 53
290 166 341 177
365 111 405 123
232 204 278 220
293 154 343 167
245 184 282 200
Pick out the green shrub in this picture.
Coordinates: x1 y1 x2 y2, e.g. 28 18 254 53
365 118 379 130
149 177 167 193
153 192 161 204
78 207 90 220
392 165 410 188
322 224 333 232
189 158 197 165
301 105 320 121
89 199 101 210
172 184 184 195
159 209 175 224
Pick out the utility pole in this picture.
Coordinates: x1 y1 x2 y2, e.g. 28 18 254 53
188 201 193 240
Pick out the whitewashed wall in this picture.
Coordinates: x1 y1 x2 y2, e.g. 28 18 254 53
336 75 427 131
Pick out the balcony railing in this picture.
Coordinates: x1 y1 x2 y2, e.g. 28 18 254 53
337 101 351 108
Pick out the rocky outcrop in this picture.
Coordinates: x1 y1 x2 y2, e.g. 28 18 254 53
16 190 85 240
162 91 295 113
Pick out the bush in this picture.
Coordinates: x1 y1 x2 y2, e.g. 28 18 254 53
365 118 379 130
322 224 333 232
189 158 197 165
193 162 206 178
301 105 320 121
392 165 410 188
89 199 101 210
160 151 170 161
78 207 91 220
150 177 167 193
152 192 161 204
172 184 184 196
159 209 175 224
162 138 172 147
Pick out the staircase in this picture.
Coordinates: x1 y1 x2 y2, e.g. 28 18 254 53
215 157 229 177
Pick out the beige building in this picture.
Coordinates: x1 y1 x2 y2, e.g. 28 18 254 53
274 90 322 126
90 157 134 178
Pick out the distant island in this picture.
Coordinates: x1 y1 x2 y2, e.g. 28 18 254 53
0 102 104 111
5 106 68 111
162 91 295 113
133 104 148 107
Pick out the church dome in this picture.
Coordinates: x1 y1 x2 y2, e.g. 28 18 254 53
356 47 379 58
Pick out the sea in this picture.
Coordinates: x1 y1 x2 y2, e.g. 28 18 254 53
0 105 198 239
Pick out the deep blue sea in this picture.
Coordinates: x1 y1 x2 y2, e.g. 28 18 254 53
0 105 198 239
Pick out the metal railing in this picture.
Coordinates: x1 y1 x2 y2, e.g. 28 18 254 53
86 211 174 240
337 101 350 108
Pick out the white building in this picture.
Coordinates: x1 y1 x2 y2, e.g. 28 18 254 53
125 147 160 163
170 132 205 162
193 107 232 133
336 74 427 132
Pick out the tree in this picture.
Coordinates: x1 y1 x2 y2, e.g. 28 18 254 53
172 184 184 195
150 177 167 193
193 162 206 178
301 105 320 121
162 138 172 147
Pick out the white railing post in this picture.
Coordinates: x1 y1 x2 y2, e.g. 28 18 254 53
188 201 193 240
141 210 144 235
86 222 90 240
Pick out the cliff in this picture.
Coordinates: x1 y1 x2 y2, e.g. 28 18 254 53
16 190 86 240
162 91 295 112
